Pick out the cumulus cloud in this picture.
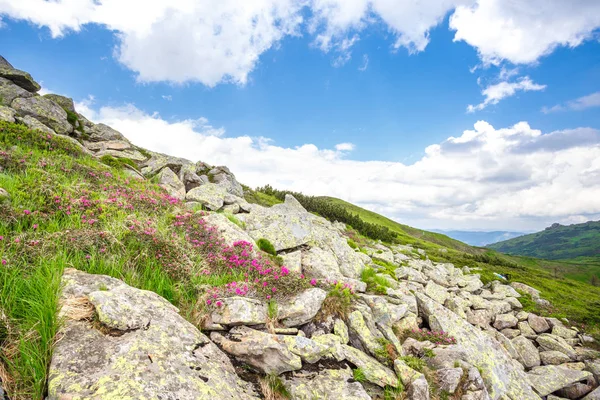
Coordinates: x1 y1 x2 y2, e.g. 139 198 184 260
450 0 600 65
542 91 600 114
467 76 546 112
76 101 600 230
3 1 598 85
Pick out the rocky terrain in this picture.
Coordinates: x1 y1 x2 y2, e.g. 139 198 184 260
1 55 600 400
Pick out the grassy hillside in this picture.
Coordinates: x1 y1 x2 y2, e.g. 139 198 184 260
488 220 600 262
319 196 474 253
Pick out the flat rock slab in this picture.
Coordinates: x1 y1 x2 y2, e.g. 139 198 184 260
527 365 592 396
48 268 259 400
284 368 371 400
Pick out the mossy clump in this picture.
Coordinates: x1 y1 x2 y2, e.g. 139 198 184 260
257 238 277 256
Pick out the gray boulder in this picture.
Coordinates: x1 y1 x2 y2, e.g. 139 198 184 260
48 269 259 400
0 76 34 106
12 96 72 135
43 93 75 113
88 123 127 142
0 105 16 123
283 367 370 400
210 297 267 326
210 326 302 375
528 314 550 333
512 336 541 368
494 313 519 330
0 64 41 92
341 345 399 388
157 167 186 200
536 334 576 359
540 351 572 365
186 183 227 211
583 387 600 400
206 165 244 197
527 365 592 396
278 288 327 327
436 367 464 393
201 213 256 247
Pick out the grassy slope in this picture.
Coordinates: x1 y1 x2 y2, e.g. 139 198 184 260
488 220 600 261
0 123 239 398
319 196 473 253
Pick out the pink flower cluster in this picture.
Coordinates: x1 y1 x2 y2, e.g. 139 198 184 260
173 213 308 302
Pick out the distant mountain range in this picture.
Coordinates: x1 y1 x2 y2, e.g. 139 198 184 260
487 220 600 261
431 230 526 247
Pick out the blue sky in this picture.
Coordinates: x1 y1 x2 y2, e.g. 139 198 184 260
1 0 600 231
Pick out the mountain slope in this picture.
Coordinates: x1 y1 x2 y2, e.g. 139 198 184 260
317 196 475 253
432 230 526 247
488 220 600 261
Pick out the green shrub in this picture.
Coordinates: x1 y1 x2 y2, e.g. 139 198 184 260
361 266 392 294
318 283 355 320
257 238 277 256
225 213 246 229
383 383 405 400
347 239 358 249
353 368 366 383
400 356 426 372
260 373 290 399
99 155 137 170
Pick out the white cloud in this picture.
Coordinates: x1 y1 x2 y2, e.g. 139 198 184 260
542 91 600 114
335 142 355 151
2 0 599 85
76 101 600 231
358 54 369 71
161 95 172 101
450 0 600 65
467 76 546 112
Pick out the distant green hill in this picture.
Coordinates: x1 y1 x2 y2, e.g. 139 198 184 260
488 220 600 261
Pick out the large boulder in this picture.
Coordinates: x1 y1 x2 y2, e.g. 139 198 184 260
157 167 186 200
205 165 244 197
88 123 127 142
0 63 41 92
527 365 592 397
528 314 550 334
186 183 228 211
11 96 72 135
415 292 541 399
43 93 76 113
0 76 34 106
48 269 259 399
278 288 327 327
141 152 190 176
536 334 577 359
201 213 256 247
283 367 370 400
210 326 302 375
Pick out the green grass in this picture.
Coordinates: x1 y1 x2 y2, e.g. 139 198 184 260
361 266 392 294
352 368 367 383
319 196 473 253
257 238 277 256
243 185 282 207
0 122 245 398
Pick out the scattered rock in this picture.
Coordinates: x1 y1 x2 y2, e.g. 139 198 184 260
0 76 34 106
528 314 550 334
334 318 350 344
493 313 518 330
280 335 330 363
43 93 75 113
436 367 464 393
211 326 302 375
536 334 576 359
540 351 572 365
202 213 256 247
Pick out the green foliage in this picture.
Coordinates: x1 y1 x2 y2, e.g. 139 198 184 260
256 185 398 243
400 356 425 372
99 154 137 170
383 383 405 400
257 238 277 256
422 348 435 358
361 266 392 294
347 238 358 249
318 283 355 320
267 300 278 320
225 213 246 229
375 338 398 366
353 368 367 383
262 373 290 399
